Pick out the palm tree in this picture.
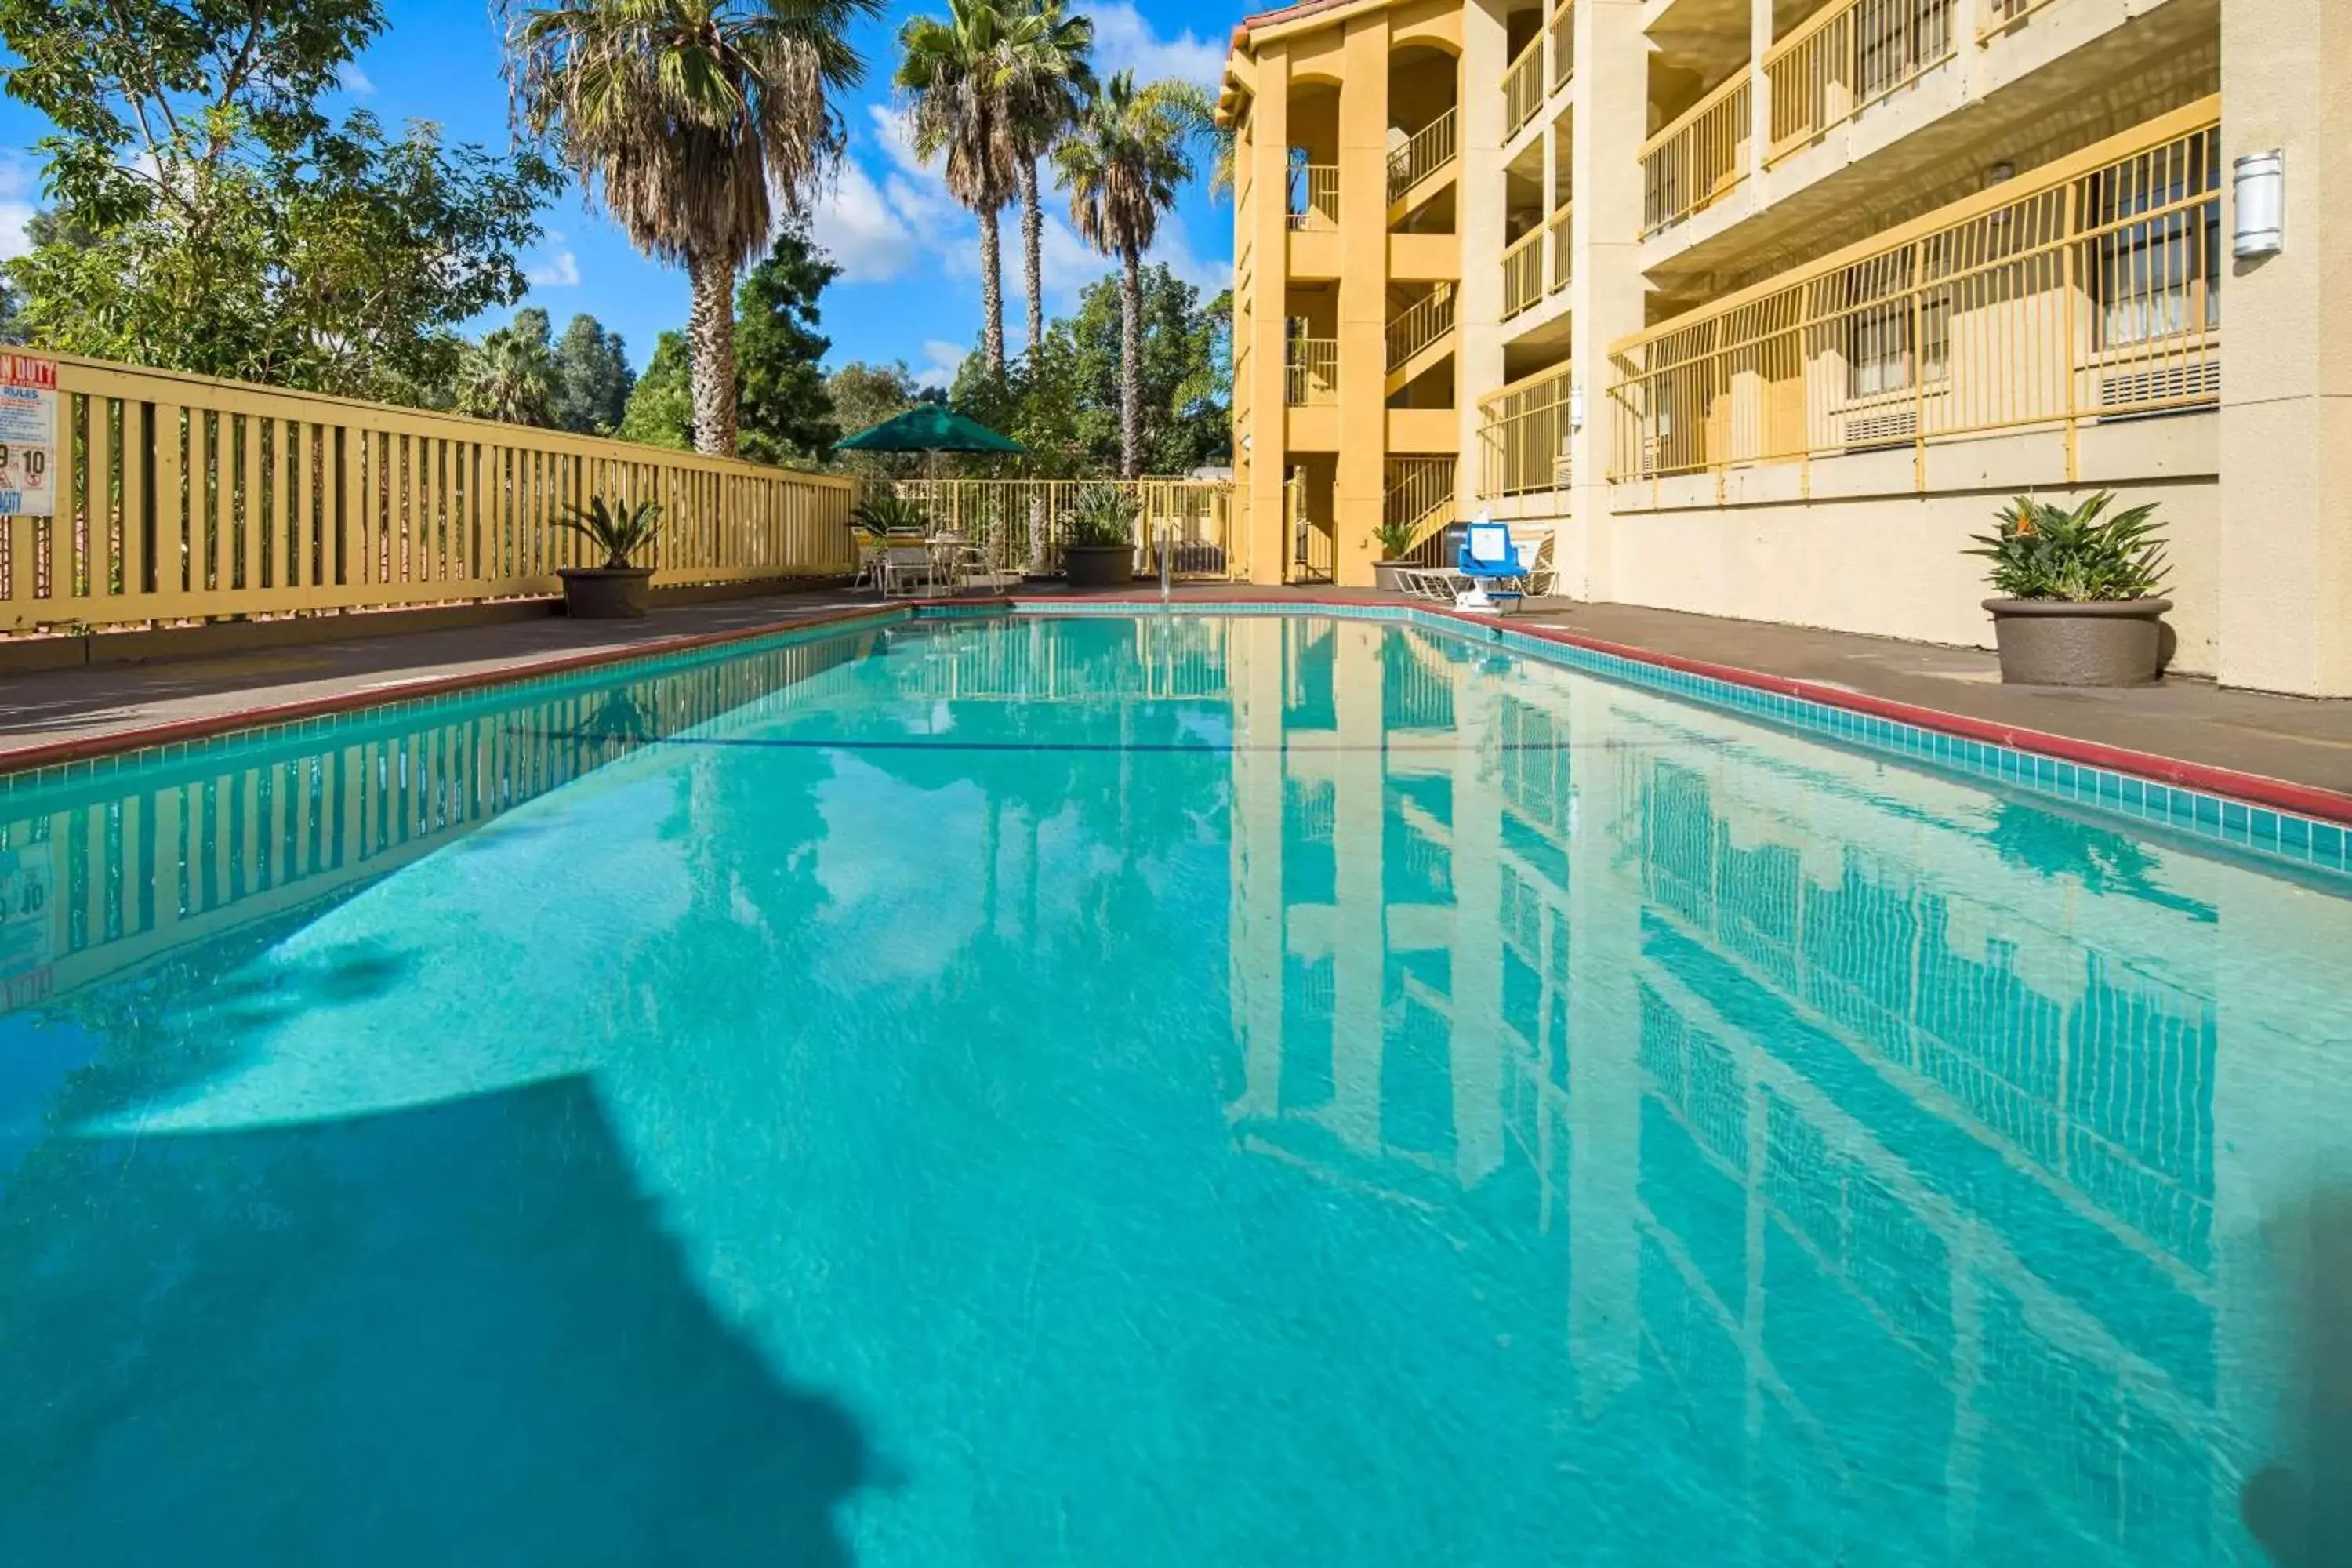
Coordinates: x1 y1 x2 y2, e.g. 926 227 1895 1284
1052 71 1211 478
996 0 1093 361
897 0 1021 376
503 0 877 457
456 321 557 426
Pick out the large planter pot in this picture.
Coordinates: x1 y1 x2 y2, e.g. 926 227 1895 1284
1062 543 1137 591
561 566 655 619
1984 597 2172 686
1372 560 1414 593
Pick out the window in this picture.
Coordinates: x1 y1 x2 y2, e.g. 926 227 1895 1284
2085 131 2221 350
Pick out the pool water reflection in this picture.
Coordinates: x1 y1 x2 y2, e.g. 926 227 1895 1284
0 612 2345 1565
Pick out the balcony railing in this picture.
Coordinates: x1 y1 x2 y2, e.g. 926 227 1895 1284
1608 100 2222 485
1286 338 1339 406
1501 225 1546 319
1479 367 1575 497
1979 0 2062 38
1386 284 1458 372
1386 107 1458 204
1640 70 1751 235
1287 164 1340 230
1764 0 1958 166
1550 0 1577 91
1548 205 1573 295
1504 31 1545 139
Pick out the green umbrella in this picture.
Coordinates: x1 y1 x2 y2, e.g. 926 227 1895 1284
833 404 1027 454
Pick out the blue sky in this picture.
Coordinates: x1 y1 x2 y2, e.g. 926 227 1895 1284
0 0 1237 386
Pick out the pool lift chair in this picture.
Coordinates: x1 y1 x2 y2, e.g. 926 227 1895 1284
1454 517 1537 614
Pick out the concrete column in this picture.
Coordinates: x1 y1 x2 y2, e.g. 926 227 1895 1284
1456 1 1512 514
1245 52 1295 586
1749 0 1772 182
1335 15 1393 588
2216 0 2352 694
1541 114 1560 292
1561 0 1651 603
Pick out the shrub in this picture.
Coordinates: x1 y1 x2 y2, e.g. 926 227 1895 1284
848 492 930 536
1372 517 1416 561
1063 483 1138 547
557 494 663 568
1967 492 2169 602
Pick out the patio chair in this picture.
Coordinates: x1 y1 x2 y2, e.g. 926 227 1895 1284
1453 519 1528 614
878 543 939 599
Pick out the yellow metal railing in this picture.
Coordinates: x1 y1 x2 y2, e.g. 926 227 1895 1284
1479 366 1576 497
890 477 1240 580
1608 101 2222 485
1978 0 2062 38
1550 0 1577 91
1287 470 1334 583
1504 32 1546 138
1548 205 1574 295
1502 226 1547 319
1289 163 1341 230
1765 0 1958 165
1387 107 1459 204
1384 456 1457 549
1286 338 1339 405
1385 285 1458 373
1640 70 1751 235
2 354 856 637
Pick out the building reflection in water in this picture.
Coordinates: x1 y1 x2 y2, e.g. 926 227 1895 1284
1221 614 2347 1565
2 611 2346 1562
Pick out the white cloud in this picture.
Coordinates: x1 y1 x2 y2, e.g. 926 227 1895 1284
338 62 376 96
1088 2 1227 89
809 159 916 282
0 157 37 263
913 339 966 391
524 232 582 288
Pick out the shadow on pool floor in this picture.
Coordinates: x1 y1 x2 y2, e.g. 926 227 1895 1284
0 1074 883 1566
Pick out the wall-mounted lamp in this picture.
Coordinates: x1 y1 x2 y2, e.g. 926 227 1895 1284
1987 160 2016 185
1240 434 1254 453
2234 149 2285 258
1568 385 1585 434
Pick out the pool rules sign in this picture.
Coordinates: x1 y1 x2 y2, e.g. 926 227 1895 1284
0 353 57 517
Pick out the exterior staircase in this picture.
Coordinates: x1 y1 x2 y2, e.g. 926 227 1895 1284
1384 283 1458 397
1385 107 1458 225
1384 457 1457 558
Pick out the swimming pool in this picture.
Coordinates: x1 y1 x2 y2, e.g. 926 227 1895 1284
1 608 2344 1564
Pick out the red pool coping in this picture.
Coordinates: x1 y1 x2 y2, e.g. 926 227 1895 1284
6 593 2351 829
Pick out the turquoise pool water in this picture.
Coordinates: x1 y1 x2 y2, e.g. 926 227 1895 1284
2 612 2347 1565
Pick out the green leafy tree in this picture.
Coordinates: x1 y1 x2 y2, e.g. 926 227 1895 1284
896 0 1021 375
457 307 557 425
1051 72 1212 477
618 331 695 449
503 0 878 457
550 314 635 434
949 263 1228 476
735 216 841 464
825 359 934 478
0 0 557 401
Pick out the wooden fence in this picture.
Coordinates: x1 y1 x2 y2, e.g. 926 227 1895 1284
2 353 859 637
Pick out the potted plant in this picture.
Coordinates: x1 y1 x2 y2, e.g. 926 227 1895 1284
848 492 929 539
557 494 664 619
1969 492 2172 685
1060 484 1138 591
1371 517 1417 593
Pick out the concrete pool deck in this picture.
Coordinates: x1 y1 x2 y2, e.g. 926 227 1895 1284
5 586 2352 809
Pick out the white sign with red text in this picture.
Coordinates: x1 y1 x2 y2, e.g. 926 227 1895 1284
0 353 58 517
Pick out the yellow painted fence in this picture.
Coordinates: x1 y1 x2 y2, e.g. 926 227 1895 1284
4 354 858 637
1609 100 2221 485
890 477 1243 581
